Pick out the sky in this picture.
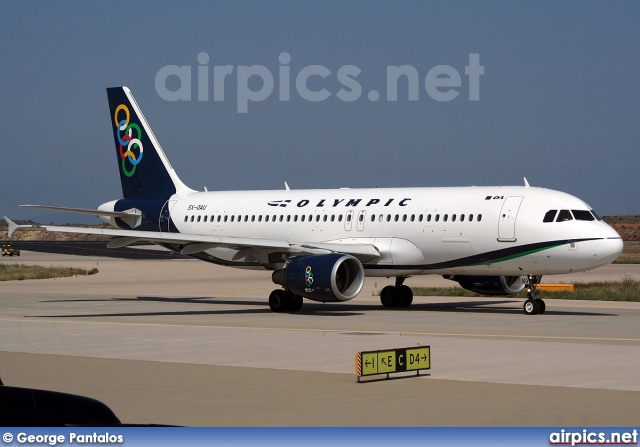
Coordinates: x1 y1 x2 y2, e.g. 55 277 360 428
1 0 638 224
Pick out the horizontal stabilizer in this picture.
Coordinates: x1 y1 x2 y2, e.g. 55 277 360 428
20 205 132 218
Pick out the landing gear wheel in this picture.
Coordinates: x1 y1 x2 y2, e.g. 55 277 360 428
523 298 540 315
535 298 546 314
397 285 414 308
380 286 399 308
289 294 303 312
269 289 291 312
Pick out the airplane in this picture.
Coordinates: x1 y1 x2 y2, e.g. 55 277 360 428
4 86 623 315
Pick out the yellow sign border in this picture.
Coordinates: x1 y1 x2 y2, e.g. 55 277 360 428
356 346 430 379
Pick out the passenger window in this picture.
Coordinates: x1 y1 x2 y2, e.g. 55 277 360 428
435 214 440 222
371 214 375 222
204 216 207 222
460 214 465 222
418 214 423 222
452 214 456 222
286 215 291 222
443 214 448 222
190 215 194 222
301 215 305 222
258 215 262 222
394 214 399 222
224 216 228 222
338 215 343 222
346 214 351 222
543 210 557 223
477 214 482 222
386 214 391 222
402 214 407 222
359 214 364 222
184 216 188 222
572 210 595 221
324 215 329 222
469 214 473 222
331 215 335 222
230 216 235 222
556 210 573 222
427 214 431 222
411 214 415 222
379 214 383 222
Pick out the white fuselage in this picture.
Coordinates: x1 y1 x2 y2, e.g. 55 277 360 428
133 185 622 277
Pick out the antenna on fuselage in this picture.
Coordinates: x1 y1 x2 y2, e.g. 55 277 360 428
284 182 290 191
524 177 531 188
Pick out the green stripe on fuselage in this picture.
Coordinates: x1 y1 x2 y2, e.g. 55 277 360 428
469 242 567 266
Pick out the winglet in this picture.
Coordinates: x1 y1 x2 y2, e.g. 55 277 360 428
3 217 43 238
3 217 18 238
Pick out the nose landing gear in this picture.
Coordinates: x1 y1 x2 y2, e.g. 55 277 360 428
523 275 545 315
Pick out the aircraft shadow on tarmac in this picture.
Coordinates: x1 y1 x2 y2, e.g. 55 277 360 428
35 295 618 318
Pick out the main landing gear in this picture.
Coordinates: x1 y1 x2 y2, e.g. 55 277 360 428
268 289 303 313
523 275 546 315
379 277 414 308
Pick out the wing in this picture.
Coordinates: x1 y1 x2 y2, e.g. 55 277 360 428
3 217 380 264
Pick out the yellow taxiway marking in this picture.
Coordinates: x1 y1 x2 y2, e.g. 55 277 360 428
1 317 639 343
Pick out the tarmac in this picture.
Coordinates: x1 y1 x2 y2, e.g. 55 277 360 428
1 250 639 426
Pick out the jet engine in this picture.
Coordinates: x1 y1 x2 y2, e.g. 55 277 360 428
444 275 528 296
272 253 365 302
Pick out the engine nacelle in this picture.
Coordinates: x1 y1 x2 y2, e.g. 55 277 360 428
272 253 365 302
444 275 528 296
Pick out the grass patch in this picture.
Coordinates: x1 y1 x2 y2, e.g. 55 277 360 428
0 263 99 281
411 276 640 302
614 241 640 264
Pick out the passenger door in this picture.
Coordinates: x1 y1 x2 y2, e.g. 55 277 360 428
498 196 523 241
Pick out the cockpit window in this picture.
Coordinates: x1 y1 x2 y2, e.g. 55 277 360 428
590 210 602 221
572 210 595 221
556 210 573 222
543 210 557 223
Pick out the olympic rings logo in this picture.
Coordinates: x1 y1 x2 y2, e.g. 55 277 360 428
305 266 314 287
114 104 143 178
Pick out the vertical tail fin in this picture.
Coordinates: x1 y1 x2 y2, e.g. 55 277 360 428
107 87 194 199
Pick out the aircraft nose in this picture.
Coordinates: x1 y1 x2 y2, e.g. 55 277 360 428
591 226 623 264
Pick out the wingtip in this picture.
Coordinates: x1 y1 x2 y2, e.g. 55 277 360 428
3 216 18 238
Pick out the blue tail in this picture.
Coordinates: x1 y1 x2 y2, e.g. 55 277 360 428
107 87 193 200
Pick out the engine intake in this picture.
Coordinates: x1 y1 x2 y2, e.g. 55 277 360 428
272 253 365 302
444 275 528 296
